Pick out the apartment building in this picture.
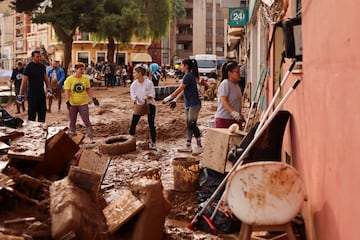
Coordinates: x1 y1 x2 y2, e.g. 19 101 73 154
169 0 226 65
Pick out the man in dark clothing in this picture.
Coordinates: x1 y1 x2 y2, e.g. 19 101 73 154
11 61 25 113
17 50 51 122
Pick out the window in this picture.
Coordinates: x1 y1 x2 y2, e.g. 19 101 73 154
216 45 224 52
216 27 224 36
206 43 212 52
77 52 89 64
206 27 212 36
177 44 184 50
96 52 106 63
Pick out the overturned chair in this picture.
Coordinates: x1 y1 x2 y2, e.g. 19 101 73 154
224 161 307 240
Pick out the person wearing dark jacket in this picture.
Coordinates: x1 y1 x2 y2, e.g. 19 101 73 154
11 61 25 113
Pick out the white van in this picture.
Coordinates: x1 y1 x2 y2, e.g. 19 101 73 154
194 54 217 79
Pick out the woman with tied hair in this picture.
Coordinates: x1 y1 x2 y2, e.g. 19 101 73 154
64 62 99 141
129 65 158 151
163 58 203 155
214 61 245 128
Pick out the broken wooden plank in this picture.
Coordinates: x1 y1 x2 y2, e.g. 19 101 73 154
0 158 9 173
78 149 110 175
70 133 85 145
34 130 79 179
4 217 36 225
0 142 9 151
4 186 39 205
0 127 24 142
7 121 47 161
68 166 102 192
0 173 15 190
47 126 68 140
102 189 144 234
0 234 25 240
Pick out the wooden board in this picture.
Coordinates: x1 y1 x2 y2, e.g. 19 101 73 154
0 126 24 142
68 166 102 192
71 133 85 145
34 130 79 178
7 121 47 161
102 189 144 234
0 141 9 151
78 149 109 174
47 126 68 140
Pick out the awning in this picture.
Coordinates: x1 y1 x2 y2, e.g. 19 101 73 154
131 53 152 63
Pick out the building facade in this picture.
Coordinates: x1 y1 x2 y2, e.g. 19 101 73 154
170 0 226 65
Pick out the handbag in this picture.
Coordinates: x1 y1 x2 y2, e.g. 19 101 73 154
133 103 150 115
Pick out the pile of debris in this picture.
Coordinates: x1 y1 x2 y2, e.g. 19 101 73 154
0 120 171 240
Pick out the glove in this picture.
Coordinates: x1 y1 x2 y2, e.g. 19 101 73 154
169 99 177 109
230 111 242 121
162 95 174 104
47 88 53 97
16 95 24 104
92 97 99 106
66 101 71 110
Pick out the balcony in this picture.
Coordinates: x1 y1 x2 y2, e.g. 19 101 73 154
177 34 193 42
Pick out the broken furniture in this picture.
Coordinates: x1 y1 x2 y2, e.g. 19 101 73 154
201 128 244 174
224 161 307 240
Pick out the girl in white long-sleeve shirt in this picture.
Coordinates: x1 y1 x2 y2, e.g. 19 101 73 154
129 65 157 150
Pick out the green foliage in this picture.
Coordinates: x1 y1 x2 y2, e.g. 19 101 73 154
171 0 186 19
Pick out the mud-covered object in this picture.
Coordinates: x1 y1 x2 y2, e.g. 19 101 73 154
0 106 23 128
193 201 241 234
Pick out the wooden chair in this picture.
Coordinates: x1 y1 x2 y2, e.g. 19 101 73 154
224 161 307 240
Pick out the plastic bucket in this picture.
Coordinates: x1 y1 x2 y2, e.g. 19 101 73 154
173 157 200 192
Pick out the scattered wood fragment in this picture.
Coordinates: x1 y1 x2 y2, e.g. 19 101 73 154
4 217 36 225
103 189 144 234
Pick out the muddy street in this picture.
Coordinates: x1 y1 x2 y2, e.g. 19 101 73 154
0 78 238 239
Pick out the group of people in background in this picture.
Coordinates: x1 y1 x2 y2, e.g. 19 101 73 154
12 50 99 142
10 50 246 152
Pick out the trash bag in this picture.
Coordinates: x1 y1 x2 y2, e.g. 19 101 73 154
197 167 226 203
194 201 241 234
0 106 23 128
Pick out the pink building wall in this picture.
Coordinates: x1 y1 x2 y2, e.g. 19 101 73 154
277 1 360 239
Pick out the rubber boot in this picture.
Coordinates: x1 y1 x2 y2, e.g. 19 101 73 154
16 103 20 114
86 127 94 141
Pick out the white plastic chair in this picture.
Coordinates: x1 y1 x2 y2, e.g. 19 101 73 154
224 161 307 240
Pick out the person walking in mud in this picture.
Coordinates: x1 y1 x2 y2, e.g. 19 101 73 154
162 58 203 155
64 62 99 141
11 61 25 114
47 60 65 112
129 65 158 151
17 50 52 122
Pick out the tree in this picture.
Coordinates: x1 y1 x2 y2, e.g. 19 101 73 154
9 0 101 73
86 0 171 64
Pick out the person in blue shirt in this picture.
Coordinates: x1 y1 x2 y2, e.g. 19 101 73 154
47 60 65 112
149 61 161 86
163 58 203 155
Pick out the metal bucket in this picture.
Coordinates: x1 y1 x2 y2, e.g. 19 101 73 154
173 157 200 192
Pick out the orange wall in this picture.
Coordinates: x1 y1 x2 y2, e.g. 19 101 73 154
280 1 360 239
